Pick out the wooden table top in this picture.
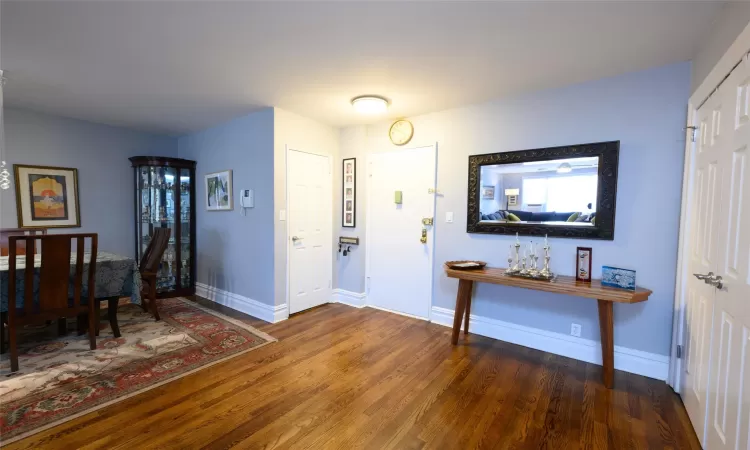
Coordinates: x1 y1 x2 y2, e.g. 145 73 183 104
445 266 651 303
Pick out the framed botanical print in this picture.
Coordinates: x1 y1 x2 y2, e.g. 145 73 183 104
342 158 356 227
205 170 233 211
14 164 81 228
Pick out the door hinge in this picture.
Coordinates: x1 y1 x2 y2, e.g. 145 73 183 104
676 344 683 359
685 126 698 143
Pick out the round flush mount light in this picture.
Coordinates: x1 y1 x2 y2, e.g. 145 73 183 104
351 95 389 114
557 162 573 174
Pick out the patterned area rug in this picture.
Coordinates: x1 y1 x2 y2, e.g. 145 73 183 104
0 297 276 445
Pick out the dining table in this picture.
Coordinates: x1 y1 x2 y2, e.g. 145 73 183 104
0 251 142 338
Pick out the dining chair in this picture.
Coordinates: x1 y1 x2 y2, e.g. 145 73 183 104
4 233 98 372
139 227 171 321
0 228 47 257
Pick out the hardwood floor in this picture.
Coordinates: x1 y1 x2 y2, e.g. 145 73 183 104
7 298 700 449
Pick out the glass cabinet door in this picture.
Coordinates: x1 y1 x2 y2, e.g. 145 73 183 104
179 168 192 289
138 165 178 293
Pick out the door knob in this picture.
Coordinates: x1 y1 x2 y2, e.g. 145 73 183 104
292 236 303 242
693 272 724 289
706 274 724 289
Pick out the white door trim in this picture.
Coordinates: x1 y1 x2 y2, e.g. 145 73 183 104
365 143 438 321
285 145 334 317
669 25 750 391
669 103 698 391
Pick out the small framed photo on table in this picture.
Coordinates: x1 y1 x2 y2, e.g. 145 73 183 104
342 158 356 227
602 266 636 290
576 247 592 283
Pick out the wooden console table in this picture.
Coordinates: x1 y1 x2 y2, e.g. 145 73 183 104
445 266 652 388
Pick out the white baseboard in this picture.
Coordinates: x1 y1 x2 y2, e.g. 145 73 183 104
196 283 288 323
332 288 367 308
430 306 670 381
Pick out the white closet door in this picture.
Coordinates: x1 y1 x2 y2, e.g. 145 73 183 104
706 56 750 450
288 149 332 315
682 84 724 445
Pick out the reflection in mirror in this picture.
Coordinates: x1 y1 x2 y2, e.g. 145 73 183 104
479 156 599 226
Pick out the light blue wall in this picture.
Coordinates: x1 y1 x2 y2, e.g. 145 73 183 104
339 62 691 357
177 108 275 306
1 108 177 256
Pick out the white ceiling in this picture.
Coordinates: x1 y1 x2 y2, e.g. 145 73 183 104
1 1 725 135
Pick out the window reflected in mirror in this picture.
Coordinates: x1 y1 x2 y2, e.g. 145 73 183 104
479 156 599 226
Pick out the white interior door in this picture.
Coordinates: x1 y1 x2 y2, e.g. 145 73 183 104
367 145 437 319
706 56 750 450
682 56 750 448
682 84 723 444
288 149 332 315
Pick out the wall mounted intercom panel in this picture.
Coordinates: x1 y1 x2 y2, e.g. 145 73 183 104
240 189 254 208
240 189 254 216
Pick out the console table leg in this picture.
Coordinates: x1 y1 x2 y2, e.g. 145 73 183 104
452 280 473 345
597 300 614 389
463 295 472 335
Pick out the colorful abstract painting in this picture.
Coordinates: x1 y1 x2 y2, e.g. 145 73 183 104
14 165 80 228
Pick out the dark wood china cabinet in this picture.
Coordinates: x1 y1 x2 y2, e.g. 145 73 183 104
130 156 196 297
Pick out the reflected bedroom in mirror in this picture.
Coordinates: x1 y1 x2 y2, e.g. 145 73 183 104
467 141 619 240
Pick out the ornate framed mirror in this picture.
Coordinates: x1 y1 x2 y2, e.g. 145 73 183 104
467 141 619 240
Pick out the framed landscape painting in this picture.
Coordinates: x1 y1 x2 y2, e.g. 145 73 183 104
205 170 233 211
14 164 81 228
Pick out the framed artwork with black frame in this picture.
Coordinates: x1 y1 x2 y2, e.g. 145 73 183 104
342 158 356 227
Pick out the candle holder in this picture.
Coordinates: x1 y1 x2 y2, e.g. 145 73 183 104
518 255 529 276
504 234 556 281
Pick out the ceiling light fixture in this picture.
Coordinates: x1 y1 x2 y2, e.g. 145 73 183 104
557 162 573 174
351 95 389 114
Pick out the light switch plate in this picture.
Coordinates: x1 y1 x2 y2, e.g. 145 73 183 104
446 212 454 223
279 210 286 221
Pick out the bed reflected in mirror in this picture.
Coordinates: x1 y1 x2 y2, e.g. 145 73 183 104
479 156 599 227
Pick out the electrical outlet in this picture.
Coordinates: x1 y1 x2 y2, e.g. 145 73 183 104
570 323 582 338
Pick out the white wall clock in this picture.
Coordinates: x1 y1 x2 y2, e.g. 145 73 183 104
389 119 414 146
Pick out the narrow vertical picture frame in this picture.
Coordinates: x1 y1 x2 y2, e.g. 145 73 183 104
576 247 592 283
342 158 356 227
